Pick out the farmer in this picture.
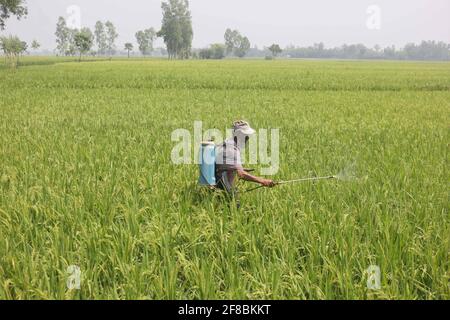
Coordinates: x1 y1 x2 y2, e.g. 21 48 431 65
215 120 276 194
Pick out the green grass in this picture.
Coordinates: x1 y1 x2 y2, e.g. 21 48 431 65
0 57 449 299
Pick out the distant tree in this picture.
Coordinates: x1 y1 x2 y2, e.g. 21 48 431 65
66 28 78 56
55 16 69 56
135 28 156 56
314 42 325 53
268 44 282 58
19 40 26 53
232 41 448 61
234 36 250 58
0 0 27 30
105 21 118 56
0 35 24 68
402 41 450 60
17 40 26 63
210 43 225 59
223 29 250 58
73 28 94 61
224 28 239 55
31 39 40 51
124 42 133 58
157 0 193 59
94 21 107 55
383 45 397 59
198 48 211 59
198 44 225 60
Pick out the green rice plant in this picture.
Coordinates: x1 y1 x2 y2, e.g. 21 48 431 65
0 57 448 299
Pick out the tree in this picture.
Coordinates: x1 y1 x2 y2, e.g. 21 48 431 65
73 28 94 61
281 41 450 61
55 16 69 56
124 42 133 58
66 28 78 56
198 44 225 60
234 36 250 58
0 35 24 68
19 40 26 53
17 40 26 62
94 21 107 55
268 44 282 58
210 43 225 59
223 29 250 58
135 28 156 56
383 45 397 60
402 41 450 60
198 48 210 59
105 21 118 57
157 0 193 59
224 28 239 55
0 0 27 30
31 39 40 51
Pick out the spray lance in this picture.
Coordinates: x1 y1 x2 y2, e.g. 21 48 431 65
245 175 336 193
245 162 359 193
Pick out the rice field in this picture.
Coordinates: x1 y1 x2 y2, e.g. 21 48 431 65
0 57 449 299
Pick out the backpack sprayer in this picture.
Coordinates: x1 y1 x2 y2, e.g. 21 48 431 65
198 141 217 187
198 141 257 188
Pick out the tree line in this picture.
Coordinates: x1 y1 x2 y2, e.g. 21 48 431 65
196 29 253 59
1 0 449 66
280 41 450 61
52 0 193 60
198 41 450 61
55 17 117 59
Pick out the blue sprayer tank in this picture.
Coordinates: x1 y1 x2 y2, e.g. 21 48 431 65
198 141 216 186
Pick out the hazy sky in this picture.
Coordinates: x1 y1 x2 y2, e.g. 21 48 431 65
3 0 449 51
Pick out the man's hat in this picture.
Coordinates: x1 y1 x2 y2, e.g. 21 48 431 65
233 120 256 136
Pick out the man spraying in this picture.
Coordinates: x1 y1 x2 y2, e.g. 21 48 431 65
215 121 276 194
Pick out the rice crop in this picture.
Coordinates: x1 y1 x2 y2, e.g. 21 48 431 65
0 57 449 299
